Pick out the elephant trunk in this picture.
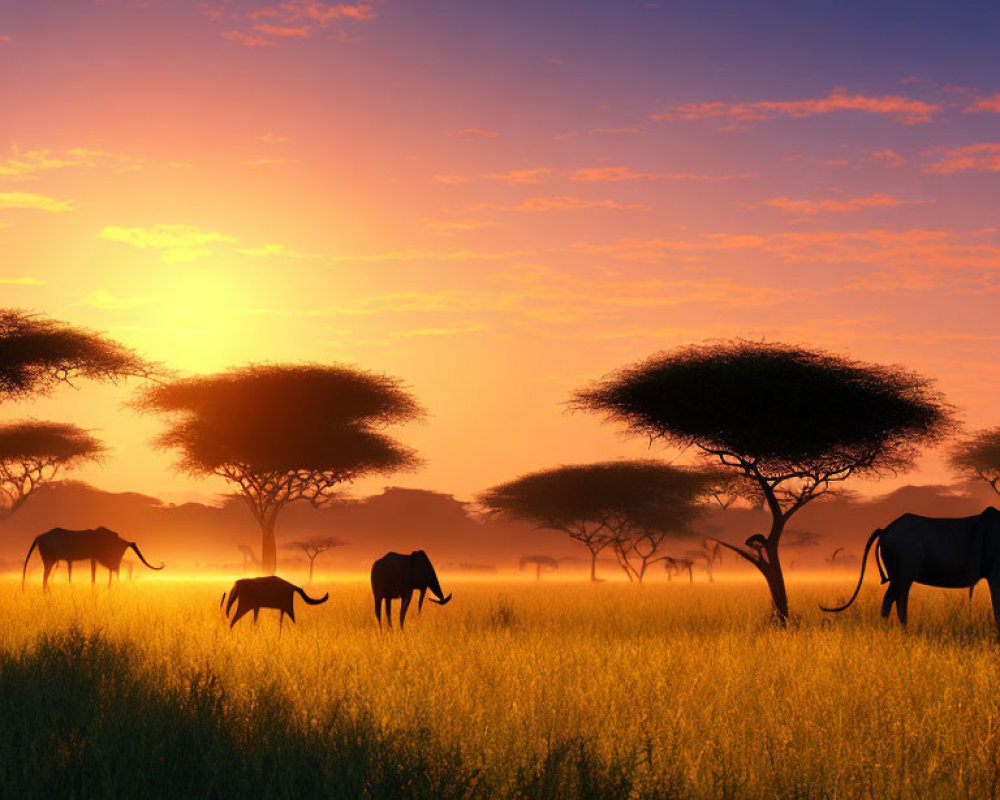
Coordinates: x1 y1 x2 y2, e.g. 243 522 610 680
427 570 452 605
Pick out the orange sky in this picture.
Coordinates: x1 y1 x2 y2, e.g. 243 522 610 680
1 1 999 504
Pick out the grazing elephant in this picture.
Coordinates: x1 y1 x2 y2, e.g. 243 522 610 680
821 507 1000 632
371 550 452 629
22 526 163 591
223 576 328 629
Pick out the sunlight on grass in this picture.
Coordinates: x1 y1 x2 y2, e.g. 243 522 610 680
1 578 997 798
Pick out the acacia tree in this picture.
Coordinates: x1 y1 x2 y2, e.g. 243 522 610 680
284 535 347 583
0 422 105 518
136 364 422 574
0 309 151 517
573 341 951 621
479 461 715 583
685 539 723 582
950 428 1000 496
519 555 558 581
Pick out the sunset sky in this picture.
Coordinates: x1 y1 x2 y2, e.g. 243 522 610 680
2 0 999 504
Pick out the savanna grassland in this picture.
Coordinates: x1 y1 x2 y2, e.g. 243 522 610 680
1 577 998 799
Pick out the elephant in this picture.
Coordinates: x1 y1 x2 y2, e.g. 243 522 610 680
22 526 163 591
223 576 328 629
370 550 452 629
821 507 1000 632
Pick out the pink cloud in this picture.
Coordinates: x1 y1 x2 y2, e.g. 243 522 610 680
652 88 939 125
749 193 923 216
484 168 554 184
869 149 906 167
215 2 375 46
253 23 310 37
567 166 752 182
0 35 11 43
454 128 499 139
923 143 1000 174
222 29 275 46
966 93 1000 113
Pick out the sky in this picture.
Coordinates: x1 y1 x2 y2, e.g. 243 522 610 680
1 0 999 504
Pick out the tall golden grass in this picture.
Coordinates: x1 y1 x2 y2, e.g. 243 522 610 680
1 576 997 798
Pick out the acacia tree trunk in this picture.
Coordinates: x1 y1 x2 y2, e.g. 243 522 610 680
308 554 316 583
759 521 789 622
589 547 599 582
261 519 277 575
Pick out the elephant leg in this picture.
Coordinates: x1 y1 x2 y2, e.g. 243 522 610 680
400 593 412 629
385 598 393 629
418 588 426 613
229 605 251 629
374 596 383 626
895 580 913 626
42 561 54 592
91 560 97 585
880 584 896 619
987 578 1000 638
253 608 259 625
287 605 295 624
67 560 73 584
279 611 284 634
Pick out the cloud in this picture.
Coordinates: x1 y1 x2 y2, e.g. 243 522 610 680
0 192 72 211
236 242 312 257
259 133 289 143
433 175 473 185
0 147 143 177
748 193 924 216
0 36 10 43
484 168 555 184
82 289 156 310
0 277 44 285
217 2 375 46
567 166 753 182
923 143 1000 174
869 149 906 167
464 196 647 213
421 218 500 235
966 93 1000 113
652 88 939 125
99 224 237 262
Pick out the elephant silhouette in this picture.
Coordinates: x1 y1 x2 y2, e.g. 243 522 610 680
822 507 1000 632
370 550 452 629
22 526 163 591
223 576 328 629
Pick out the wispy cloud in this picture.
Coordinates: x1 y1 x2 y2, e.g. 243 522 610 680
421 218 500 235
466 195 648 213
453 128 499 139
0 146 143 178
748 193 924 216
966 93 1000 113
484 168 555 184
567 166 753 182
923 142 1000 174
211 1 376 47
236 242 313 257
0 276 44 285
82 289 157 310
0 192 72 211
99 224 237 262
652 88 939 125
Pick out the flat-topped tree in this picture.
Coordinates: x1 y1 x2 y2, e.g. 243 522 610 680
479 461 716 583
573 341 952 621
284 535 347 583
136 364 422 574
519 555 558 581
0 422 105 519
950 428 1000 496
0 309 154 397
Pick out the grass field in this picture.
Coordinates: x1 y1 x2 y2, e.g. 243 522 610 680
0 575 997 799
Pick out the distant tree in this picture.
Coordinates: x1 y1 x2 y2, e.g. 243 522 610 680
479 461 716 583
136 364 422 574
519 554 558 581
663 556 695 583
0 421 105 519
573 340 952 622
237 544 260 573
950 428 1000 496
685 539 723 582
825 547 844 566
284 535 347 583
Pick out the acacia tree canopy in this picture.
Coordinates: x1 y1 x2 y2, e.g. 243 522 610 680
573 341 952 617
136 363 422 574
0 309 155 398
0 421 105 518
479 460 718 582
950 428 1000 495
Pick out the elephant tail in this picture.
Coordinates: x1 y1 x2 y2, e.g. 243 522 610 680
21 536 40 592
220 591 227 611
225 585 239 618
129 542 163 571
820 529 882 613
294 585 329 605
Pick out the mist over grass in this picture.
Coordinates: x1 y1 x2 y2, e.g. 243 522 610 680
0 581 997 799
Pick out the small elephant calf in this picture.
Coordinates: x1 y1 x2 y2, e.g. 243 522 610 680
222 576 328 629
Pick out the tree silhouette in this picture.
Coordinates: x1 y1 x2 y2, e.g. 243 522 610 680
136 364 422 574
480 461 716 584
0 422 105 519
663 556 694 582
573 340 952 622
950 428 1000 496
685 539 723 582
0 309 154 398
519 555 558 581
0 310 151 519
284 535 347 583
